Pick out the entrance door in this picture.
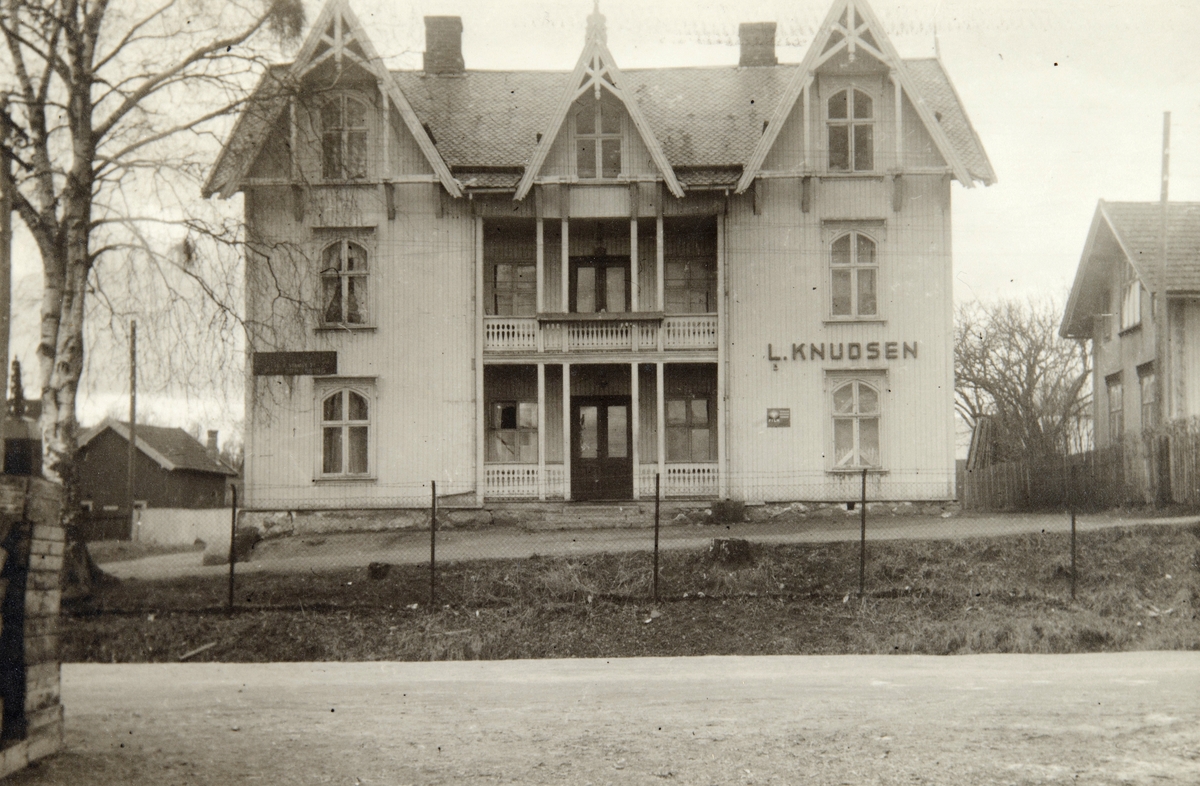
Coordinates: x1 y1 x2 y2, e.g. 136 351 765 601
571 396 633 500
570 256 630 314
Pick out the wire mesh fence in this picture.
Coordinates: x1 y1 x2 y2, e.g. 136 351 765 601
72 464 1197 619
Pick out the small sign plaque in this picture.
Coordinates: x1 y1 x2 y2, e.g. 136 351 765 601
767 408 791 428
252 351 338 376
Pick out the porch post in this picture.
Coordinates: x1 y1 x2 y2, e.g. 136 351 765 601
656 212 665 311
536 217 545 313
537 362 546 501
630 218 639 312
562 362 572 501
656 361 666 490
475 214 486 503
631 362 640 500
561 218 570 314
717 213 728 500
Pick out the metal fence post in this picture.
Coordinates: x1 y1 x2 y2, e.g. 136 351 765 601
430 480 437 609
858 468 867 598
653 473 660 602
227 485 237 615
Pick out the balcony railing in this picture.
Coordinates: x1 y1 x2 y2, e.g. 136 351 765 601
484 463 717 499
484 314 718 354
638 463 720 498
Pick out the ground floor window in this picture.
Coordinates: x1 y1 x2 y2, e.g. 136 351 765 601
1107 374 1123 442
1138 365 1155 432
832 378 880 469
320 387 371 476
666 395 712 462
489 401 538 462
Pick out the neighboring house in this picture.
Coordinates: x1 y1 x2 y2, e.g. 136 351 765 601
76 420 238 513
206 0 993 524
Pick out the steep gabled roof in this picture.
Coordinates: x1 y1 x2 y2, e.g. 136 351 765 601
736 0 984 193
513 7 683 200
1060 200 1200 338
79 419 238 477
204 0 460 199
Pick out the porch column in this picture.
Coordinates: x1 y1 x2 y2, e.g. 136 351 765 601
475 214 486 503
656 361 666 489
562 362 572 501
536 218 545 312
631 362 640 500
537 362 546 501
630 218 639 312
561 218 570 313
717 213 728 500
656 213 664 311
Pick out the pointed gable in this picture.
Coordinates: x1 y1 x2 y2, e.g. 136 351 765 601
737 0 987 194
204 0 460 199
514 6 683 200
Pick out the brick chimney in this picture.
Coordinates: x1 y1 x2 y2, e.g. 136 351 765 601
206 430 218 458
424 16 464 75
739 22 778 67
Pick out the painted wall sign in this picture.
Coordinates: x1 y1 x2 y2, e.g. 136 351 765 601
767 342 918 362
767 408 791 428
252 351 338 376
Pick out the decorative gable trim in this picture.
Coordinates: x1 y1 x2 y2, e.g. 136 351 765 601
736 0 975 194
207 0 460 199
514 8 683 201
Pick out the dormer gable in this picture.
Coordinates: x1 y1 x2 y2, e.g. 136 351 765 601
737 0 990 193
514 5 683 200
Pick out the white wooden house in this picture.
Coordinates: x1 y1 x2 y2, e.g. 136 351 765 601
205 0 993 518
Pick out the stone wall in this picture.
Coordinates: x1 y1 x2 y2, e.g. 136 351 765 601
0 477 63 778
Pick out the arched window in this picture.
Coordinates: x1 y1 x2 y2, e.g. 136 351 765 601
321 388 370 476
575 96 622 179
320 94 369 180
832 380 880 469
321 240 368 325
830 231 877 318
827 89 873 172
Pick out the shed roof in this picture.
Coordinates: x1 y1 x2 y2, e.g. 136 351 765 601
78 419 238 477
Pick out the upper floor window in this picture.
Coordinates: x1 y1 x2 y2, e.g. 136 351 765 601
321 388 371 477
830 231 878 318
321 240 368 326
1120 265 1142 331
575 97 622 179
320 94 369 180
832 379 880 469
490 263 536 316
828 89 874 172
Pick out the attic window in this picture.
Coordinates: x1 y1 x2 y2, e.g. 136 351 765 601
1120 265 1142 331
320 94 369 180
827 89 874 172
574 96 622 179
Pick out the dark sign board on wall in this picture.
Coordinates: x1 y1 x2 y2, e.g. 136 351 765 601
252 351 338 376
767 408 791 428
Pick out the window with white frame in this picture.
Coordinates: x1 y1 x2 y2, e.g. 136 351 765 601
830 231 878 318
574 96 622 179
320 94 369 180
1120 265 1142 331
488 401 538 462
321 240 368 326
320 387 371 477
1106 375 1123 443
827 88 874 172
666 395 714 462
489 263 536 316
832 379 881 469
1139 365 1156 433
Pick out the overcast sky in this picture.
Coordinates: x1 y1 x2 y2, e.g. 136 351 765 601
11 0 1200 434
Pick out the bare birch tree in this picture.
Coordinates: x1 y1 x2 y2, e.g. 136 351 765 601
955 298 1092 463
1 0 303 593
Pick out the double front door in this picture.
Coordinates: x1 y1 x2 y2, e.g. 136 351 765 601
571 396 633 501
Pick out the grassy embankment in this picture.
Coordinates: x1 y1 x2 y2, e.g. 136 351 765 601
64 522 1200 662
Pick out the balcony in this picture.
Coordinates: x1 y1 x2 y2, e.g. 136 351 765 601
484 314 717 354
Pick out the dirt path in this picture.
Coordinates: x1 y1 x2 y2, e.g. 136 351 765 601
9 653 1200 785
102 512 1200 581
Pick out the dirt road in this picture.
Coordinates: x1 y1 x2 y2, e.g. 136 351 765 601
104 512 1200 580
10 653 1200 785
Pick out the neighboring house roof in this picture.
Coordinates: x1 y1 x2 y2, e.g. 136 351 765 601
1060 200 1200 338
78 419 238 477
206 0 992 198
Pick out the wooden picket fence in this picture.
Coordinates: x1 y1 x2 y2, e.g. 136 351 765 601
961 446 1134 512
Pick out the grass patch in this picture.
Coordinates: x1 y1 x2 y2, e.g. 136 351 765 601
62 523 1200 662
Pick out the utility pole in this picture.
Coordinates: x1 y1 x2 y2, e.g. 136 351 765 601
1155 112 1170 505
127 320 137 538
